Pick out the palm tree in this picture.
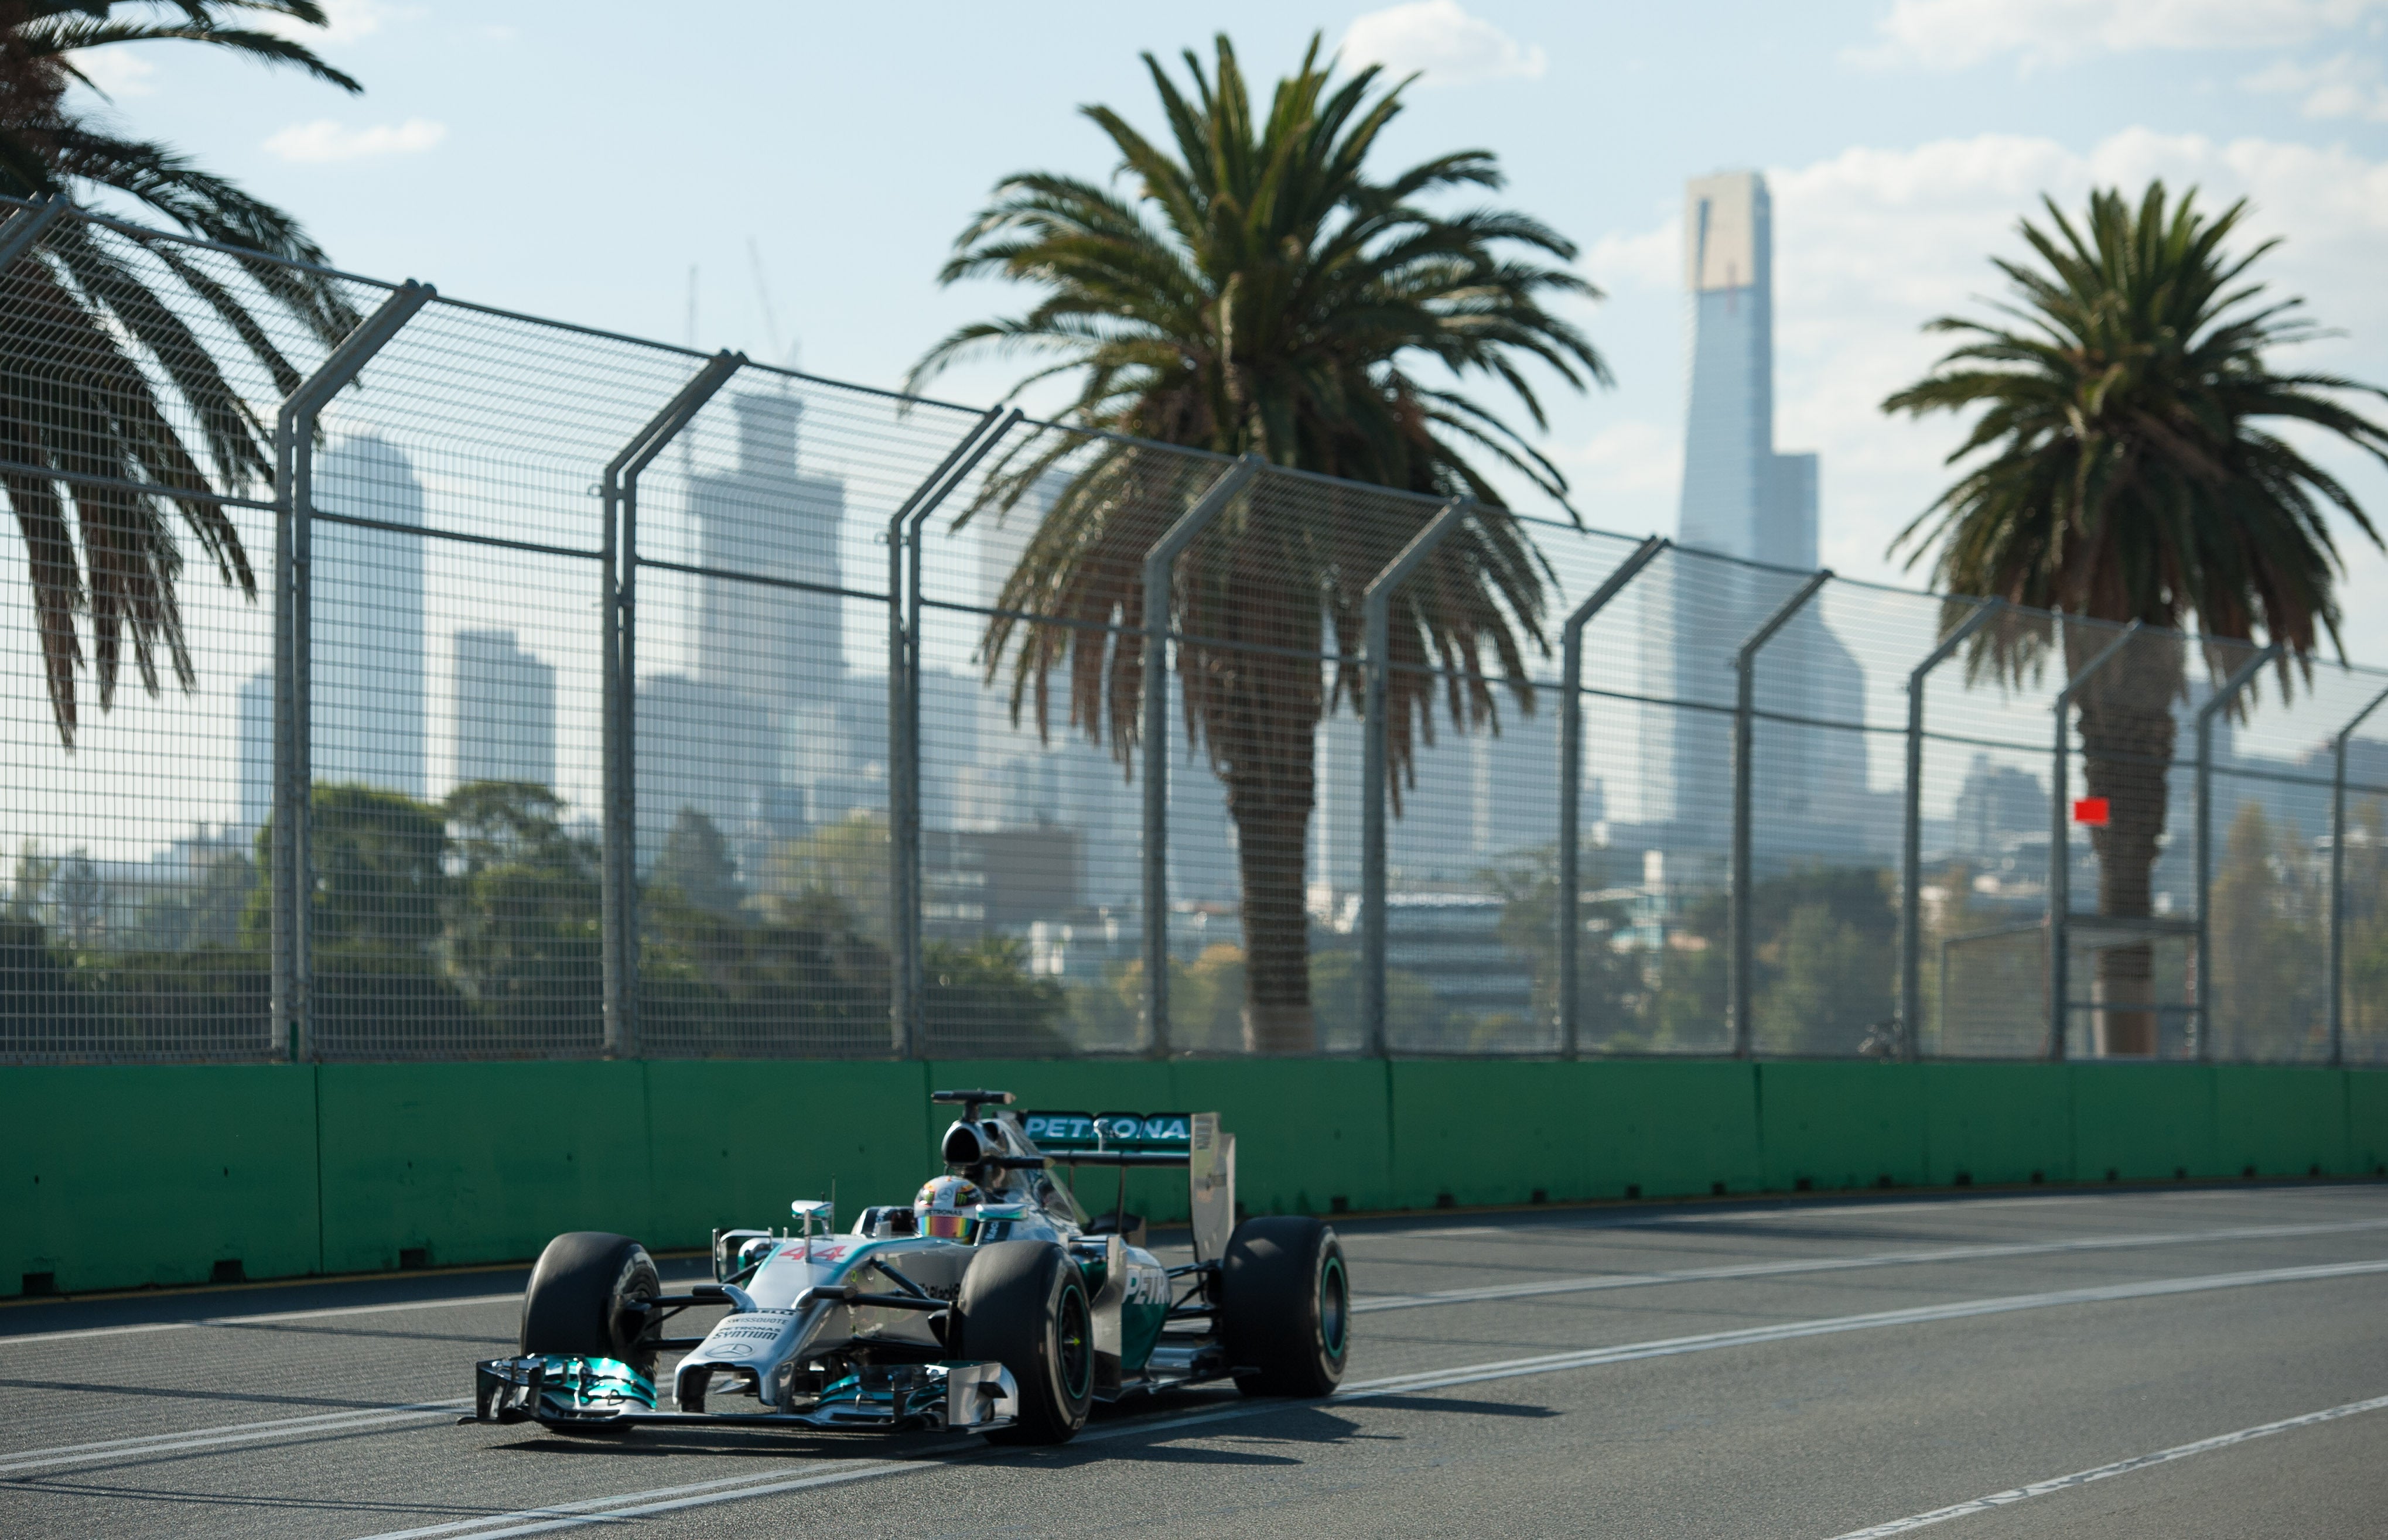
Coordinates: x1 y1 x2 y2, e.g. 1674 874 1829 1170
1 2 363 745
1884 182 2388 1055
909 34 1606 1052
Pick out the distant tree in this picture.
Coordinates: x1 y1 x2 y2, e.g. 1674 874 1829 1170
128 842 251 951
913 33 1606 1051
651 806 742 919
1 2 365 743
1658 865 1894 1055
2342 799 2388 1048
923 936 1068 1053
441 781 602 1029
2208 800 2322 1057
6 838 54 922
241 783 449 957
1759 900 1893 1056
1487 843 1644 1049
1883 182 2388 1053
0 915 84 1037
237 782 472 1038
638 884 889 1050
757 810 889 944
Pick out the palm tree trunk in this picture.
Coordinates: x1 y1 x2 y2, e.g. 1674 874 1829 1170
1225 751 1316 1053
2073 639 2182 1057
1201 637 1321 1055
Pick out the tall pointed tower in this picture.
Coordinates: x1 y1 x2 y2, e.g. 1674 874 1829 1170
1677 171 1817 570
1636 171 1867 848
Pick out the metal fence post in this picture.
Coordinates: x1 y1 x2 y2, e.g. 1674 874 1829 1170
0 193 64 273
2192 644 2281 1061
600 350 744 1059
2331 683 2388 1066
1132 456 1263 1055
1557 536 1666 1058
269 281 434 1062
886 406 1013 1056
1900 597 2001 1059
1729 570 1831 1058
2047 619 2142 1062
1359 496 1474 1057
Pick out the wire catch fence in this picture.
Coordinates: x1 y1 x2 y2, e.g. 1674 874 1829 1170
5 195 2386 1065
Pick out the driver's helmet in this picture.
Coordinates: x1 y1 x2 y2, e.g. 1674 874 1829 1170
914 1175 983 1241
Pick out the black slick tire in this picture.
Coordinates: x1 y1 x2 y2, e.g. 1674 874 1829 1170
954 1238 1092 1445
519 1231 661 1378
1219 1216 1348 1397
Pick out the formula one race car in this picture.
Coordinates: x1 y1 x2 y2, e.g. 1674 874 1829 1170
470 1090 1348 1444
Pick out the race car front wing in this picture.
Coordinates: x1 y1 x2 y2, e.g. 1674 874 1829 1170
470 1354 1017 1434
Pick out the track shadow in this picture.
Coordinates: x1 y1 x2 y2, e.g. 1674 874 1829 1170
1351 1394 1562 1420
492 1425 970 1463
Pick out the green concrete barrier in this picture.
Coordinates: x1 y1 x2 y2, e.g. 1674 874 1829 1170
2353 1072 2388 1176
1 1065 318 1295
643 1059 930 1251
1756 1062 1931 1192
317 1060 654 1275
1389 1060 1762 1209
1173 1058 1393 1218
1918 1062 2073 1187
2071 1064 2219 1180
2212 1065 2353 1179
2 1059 2381 1298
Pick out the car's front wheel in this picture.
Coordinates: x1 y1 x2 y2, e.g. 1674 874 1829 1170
519 1231 661 1379
955 1239 1093 1444
1219 1215 1348 1397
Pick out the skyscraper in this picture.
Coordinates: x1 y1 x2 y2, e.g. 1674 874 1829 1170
1639 172 1873 850
638 390 850 870
312 433 428 797
452 629 556 788
693 391 846 703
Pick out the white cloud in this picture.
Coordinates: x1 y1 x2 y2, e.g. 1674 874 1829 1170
262 117 446 163
1856 0 2387 70
69 46 156 98
1559 420 1680 498
1339 1 1547 87
2247 52 2388 119
1585 215 1676 291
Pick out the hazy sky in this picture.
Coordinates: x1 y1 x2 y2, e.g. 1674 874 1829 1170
73 0 2388 651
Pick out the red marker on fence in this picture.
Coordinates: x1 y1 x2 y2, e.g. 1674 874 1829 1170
2072 797 2110 826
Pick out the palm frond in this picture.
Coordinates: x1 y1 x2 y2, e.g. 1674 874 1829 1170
0 0 359 742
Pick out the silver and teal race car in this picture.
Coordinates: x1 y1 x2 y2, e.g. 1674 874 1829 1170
470 1089 1349 1444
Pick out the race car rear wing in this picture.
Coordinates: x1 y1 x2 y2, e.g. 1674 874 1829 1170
1016 1107 1236 1265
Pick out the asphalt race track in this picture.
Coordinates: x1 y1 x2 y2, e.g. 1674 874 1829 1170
4 1183 2386 1538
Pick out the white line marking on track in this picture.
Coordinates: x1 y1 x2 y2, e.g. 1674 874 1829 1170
15 1209 2379 1353
0 1293 521 1348
1350 1217 2388 1312
0 1401 469 1475
1360 1189 2366 1241
342 1256 2388 1540
1823 1393 2388 1537
343 1462 917 1540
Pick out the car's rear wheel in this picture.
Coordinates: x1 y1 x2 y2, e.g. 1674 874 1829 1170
955 1239 1092 1444
520 1231 660 1378
1219 1216 1347 1397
